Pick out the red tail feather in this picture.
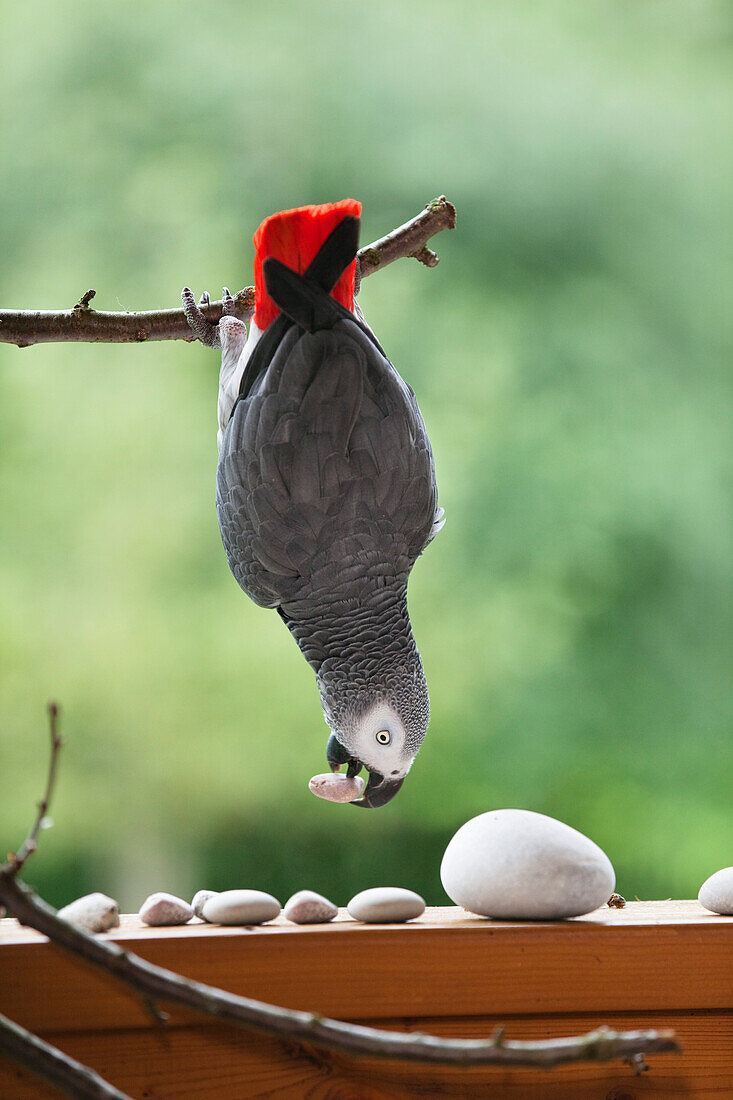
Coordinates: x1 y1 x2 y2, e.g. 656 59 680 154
253 199 361 330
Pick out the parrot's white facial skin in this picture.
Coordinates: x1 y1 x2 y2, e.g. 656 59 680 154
337 701 414 779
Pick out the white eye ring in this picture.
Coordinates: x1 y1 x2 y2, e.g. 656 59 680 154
376 730 391 745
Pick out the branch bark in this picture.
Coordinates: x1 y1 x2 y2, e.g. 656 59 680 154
0 289 255 350
0 197 456 348
0 1012 131 1100
356 196 456 278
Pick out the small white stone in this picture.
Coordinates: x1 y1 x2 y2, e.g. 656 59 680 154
698 867 733 915
440 808 615 921
192 889 218 920
347 887 425 923
58 893 120 934
283 890 338 924
309 772 366 803
202 889 281 925
139 892 193 926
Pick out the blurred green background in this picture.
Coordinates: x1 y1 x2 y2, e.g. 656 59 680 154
0 1 730 912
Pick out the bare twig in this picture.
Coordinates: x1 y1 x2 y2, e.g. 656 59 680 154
356 196 455 278
0 873 680 1069
0 1011 131 1100
7 702 63 875
0 289 255 349
0 197 456 348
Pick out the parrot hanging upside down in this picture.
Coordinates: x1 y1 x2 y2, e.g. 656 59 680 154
196 200 443 807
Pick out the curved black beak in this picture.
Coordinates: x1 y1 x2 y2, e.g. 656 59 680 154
325 735 405 807
351 770 406 808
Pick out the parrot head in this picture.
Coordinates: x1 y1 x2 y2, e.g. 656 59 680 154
318 657 430 807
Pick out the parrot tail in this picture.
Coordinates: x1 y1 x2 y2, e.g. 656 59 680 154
253 199 361 330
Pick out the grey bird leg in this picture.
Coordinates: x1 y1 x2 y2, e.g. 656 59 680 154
217 295 249 443
182 287 222 349
351 246 377 340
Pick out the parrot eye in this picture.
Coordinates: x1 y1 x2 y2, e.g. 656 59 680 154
376 730 391 745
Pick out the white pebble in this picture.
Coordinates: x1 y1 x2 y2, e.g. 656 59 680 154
283 890 338 924
441 808 615 920
139 892 193 927
698 867 733 915
58 893 120 934
347 887 425 923
202 889 281 925
309 772 365 803
192 889 218 920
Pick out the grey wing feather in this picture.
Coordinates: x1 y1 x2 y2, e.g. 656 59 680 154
216 317 440 610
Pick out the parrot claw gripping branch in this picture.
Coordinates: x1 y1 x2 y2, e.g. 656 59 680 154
190 200 447 808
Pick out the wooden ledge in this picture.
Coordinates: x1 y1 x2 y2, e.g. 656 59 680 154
1 901 731 1098
1 901 730 1029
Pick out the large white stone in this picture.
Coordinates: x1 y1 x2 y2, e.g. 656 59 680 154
347 887 425 923
139 892 193 926
698 867 733 915
440 808 615 920
58 893 120 934
202 889 281 925
283 890 338 924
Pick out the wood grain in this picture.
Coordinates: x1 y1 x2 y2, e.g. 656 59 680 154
1 903 731 1098
0 1014 730 1099
1 903 730 1032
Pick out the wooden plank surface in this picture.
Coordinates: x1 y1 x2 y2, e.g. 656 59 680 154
3 900 727 945
1 902 730 1098
1 903 731 1032
0 1013 730 1099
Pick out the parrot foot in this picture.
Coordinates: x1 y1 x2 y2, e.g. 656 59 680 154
182 286 238 349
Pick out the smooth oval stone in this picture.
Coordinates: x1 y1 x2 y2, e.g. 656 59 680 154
441 808 615 921
347 887 425 923
309 772 365 803
139 892 193 927
283 890 338 924
192 889 218 920
58 893 120 934
698 867 733 915
202 889 281 925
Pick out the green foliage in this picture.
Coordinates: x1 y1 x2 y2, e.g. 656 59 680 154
0 0 730 909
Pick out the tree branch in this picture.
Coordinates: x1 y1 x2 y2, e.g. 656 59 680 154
0 197 456 348
7 702 63 875
356 196 456 278
0 289 255 350
0 1012 131 1100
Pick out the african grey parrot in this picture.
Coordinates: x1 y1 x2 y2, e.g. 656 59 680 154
199 200 443 807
